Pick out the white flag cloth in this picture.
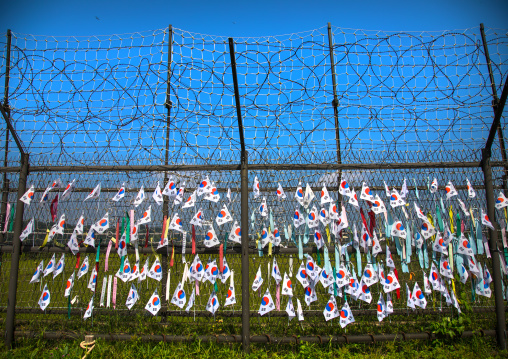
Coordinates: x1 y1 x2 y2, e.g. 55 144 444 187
296 261 310 288
457 198 470 217
339 177 353 197
190 208 203 227
83 296 94 319
227 188 231 202
84 227 96 247
147 258 163 281
253 176 260 198
421 221 436 240
39 284 51 311
182 190 196 209
20 185 35 205
44 254 56 277
323 295 340 321
221 257 231 283
466 178 476 198
53 254 65 278
272 257 282 283
329 202 340 220
116 257 131 283
429 262 444 292
117 232 127 258
440 255 454 279
126 284 139 310
276 183 286 200
390 188 406 208
282 272 293 296
303 183 315 209
430 178 438 193
295 182 304 206
293 208 305 228
495 192 508 210
139 259 149 281
272 227 281 246
358 279 373 304
145 289 162 316
321 185 333 205
206 291 220 315
216 204 233 226
112 184 126 202
185 288 196 312
67 232 79 255
445 181 458 199
305 254 322 282
414 203 430 223
457 233 474 257
339 301 355 328
286 297 296 320
481 208 495 230
30 260 44 284
163 177 178 197
137 206 152 226
40 186 51 203
459 263 469 284
304 281 318 306
335 264 351 288
225 285 236 306
259 197 268 217
360 182 375 202
371 195 387 215
383 269 401 293
84 183 101 201
64 271 75 297
20 218 34 242
400 178 409 198
204 184 219 203
258 289 275 316
377 294 387 322
432 230 448 254
348 189 359 207
204 259 219 284
189 254 205 282
130 260 140 281
94 212 110 234
297 298 304 321
152 182 163 205
74 215 85 235
391 221 407 239
361 263 379 287
88 266 98 291
168 213 184 233
386 246 395 268
319 267 335 288
318 207 330 226
197 176 212 196
386 293 394 315
229 221 241 244
133 186 145 207
345 274 361 299
406 283 415 309
412 282 427 309
336 205 349 233
423 271 432 294
308 206 319 228
203 225 219 247
252 265 264 291
171 281 187 309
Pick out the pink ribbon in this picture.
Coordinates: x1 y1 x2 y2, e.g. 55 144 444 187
3 202 10 233
461 220 465 235
105 240 113 272
195 279 199 296
484 241 491 259
113 277 118 309
130 210 134 234
275 283 280 310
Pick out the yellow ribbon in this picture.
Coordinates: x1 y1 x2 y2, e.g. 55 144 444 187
268 242 272 256
164 217 170 240
110 236 117 244
449 206 454 233
325 226 331 244
39 229 50 249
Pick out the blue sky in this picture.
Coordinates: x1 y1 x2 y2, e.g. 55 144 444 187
1 0 507 36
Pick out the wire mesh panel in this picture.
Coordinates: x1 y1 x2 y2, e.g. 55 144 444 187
0 24 506 340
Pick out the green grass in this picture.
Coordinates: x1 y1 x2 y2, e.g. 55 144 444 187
0 336 506 359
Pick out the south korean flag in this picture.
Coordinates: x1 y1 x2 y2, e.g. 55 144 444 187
386 293 394 315
83 296 94 320
383 268 401 293
432 230 448 254
339 177 353 197
77 256 90 279
163 177 178 197
307 206 319 228
225 284 236 306
390 188 406 208
459 263 469 284
185 288 196 312
182 190 196 209
371 232 383 256
204 259 219 284
206 291 220 315
358 279 373 304
457 233 474 257
445 181 458 199
272 257 282 283
204 183 220 203
391 221 407 239
56 214 66 233
339 301 355 328
386 246 396 268
20 184 35 205
74 215 85 235
84 227 96 247
168 213 184 233
377 294 387 322
64 271 75 297
136 206 151 226
349 188 360 207
139 258 149 281
258 289 275 316
253 176 260 198
345 273 361 299
126 284 139 310
466 178 476 198
226 221 241 244
259 197 268 217
495 192 508 210
429 262 444 292
203 224 219 248
133 186 145 207
272 227 281 246
295 182 304 206
319 267 335 288
423 271 432 294
286 297 296 320
420 221 436 240
276 182 286 200
406 283 415 309
116 257 131 283
360 182 375 203
323 295 340 321
44 254 56 277
189 254 205 282
296 261 310 288
252 265 264 291
305 254 321 282
282 272 293 296
371 195 387 215
361 263 379 287
414 203 430 223
321 184 333 205
221 257 231 283
430 178 438 193
152 181 163 205
260 228 270 248
20 218 34 242
335 264 351 288
53 254 65 278
130 260 140 281
440 255 454 279
112 184 126 202
412 282 427 309
293 208 305 228
190 208 203 227
303 183 315 209
481 208 495 230
145 289 162 316
94 212 110 234
38 284 51 311
216 204 233 226
117 232 128 258
147 258 163 281
171 281 187 309
329 202 340 220
304 281 318 306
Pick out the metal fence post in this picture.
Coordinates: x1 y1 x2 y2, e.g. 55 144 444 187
1 29 12 243
5 153 29 349
228 37 250 353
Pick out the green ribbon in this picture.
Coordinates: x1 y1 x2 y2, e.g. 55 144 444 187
436 205 444 232
67 293 71 319
8 205 15 232
332 267 338 297
316 247 321 266
214 281 219 293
